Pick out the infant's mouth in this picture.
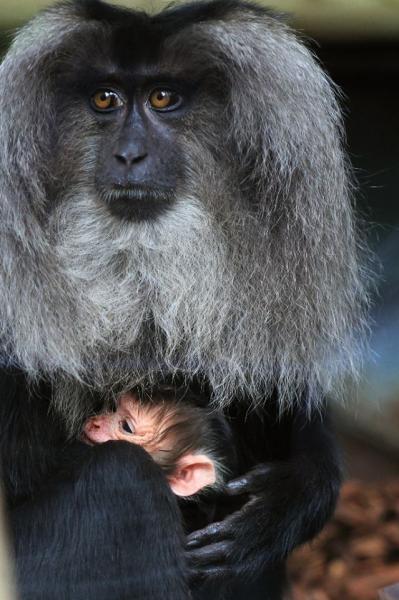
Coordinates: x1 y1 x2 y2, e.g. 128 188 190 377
80 432 95 446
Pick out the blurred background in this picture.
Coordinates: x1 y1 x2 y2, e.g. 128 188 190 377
0 0 398 598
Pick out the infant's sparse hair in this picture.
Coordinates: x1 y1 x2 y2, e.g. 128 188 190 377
133 385 231 488
83 384 235 494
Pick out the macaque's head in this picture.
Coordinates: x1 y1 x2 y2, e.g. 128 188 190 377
83 392 222 497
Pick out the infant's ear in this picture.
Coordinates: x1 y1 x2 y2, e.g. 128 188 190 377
168 454 216 497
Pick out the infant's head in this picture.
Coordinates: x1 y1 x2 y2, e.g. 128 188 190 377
83 390 227 497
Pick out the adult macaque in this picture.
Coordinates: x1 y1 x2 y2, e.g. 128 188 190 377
0 0 370 598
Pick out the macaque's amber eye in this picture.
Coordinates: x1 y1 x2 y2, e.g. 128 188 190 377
91 90 123 112
121 420 135 434
148 88 182 111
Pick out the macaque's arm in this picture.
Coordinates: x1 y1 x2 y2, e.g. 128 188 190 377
187 399 341 582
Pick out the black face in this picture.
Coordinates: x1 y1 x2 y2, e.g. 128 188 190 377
85 73 192 222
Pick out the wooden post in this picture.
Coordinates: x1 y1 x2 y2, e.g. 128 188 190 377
0 492 16 600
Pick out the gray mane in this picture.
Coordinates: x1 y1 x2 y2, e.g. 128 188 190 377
0 1 371 418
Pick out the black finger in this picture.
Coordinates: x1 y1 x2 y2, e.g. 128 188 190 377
226 475 251 495
189 565 232 584
186 521 228 548
226 465 273 495
188 540 233 567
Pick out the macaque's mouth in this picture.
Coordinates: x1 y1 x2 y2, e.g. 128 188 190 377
98 185 176 221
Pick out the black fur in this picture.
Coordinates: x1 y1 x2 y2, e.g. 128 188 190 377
0 0 358 597
74 0 274 30
8 430 191 599
1 366 341 599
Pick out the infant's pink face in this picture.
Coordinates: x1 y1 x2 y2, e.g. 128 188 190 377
83 393 217 497
83 393 161 451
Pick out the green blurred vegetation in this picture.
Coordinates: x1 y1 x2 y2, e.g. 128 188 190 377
0 0 398 40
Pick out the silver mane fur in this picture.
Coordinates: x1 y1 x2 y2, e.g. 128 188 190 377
0 0 370 420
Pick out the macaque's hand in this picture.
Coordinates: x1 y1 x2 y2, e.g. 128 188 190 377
186 464 274 582
186 459 337 583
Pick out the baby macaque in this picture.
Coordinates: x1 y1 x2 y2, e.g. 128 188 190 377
83 390 229 497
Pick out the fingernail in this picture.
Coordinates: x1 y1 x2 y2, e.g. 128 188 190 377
186 539 199 548
227 481 244 491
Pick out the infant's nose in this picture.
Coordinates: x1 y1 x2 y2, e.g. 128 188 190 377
83 414 116 443
84 417 106 435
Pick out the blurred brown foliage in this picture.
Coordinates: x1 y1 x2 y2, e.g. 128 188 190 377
288 480 399 600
